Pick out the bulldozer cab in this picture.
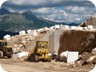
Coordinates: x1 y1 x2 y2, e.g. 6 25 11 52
36 41 48 49
34 41 48 53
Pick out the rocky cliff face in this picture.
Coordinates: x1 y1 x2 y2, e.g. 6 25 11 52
58 30 96 56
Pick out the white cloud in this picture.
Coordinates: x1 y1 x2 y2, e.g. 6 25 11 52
33 7 51 13
71 6 85 12
2 0 96 23
64 6 95 14
33 5 96 23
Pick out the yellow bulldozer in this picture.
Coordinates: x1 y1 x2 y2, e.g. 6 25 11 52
0 40 13 58
28 41 51 62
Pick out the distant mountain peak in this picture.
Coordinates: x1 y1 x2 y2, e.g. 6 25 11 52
22 11 38 21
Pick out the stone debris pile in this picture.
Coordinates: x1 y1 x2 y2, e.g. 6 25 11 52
3 34 11 41
3 24 96 65
4 24 96 54
13 51 29 60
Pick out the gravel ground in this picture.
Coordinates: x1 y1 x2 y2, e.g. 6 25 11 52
0 59 94 72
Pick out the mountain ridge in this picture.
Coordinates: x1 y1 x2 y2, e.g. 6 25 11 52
0 8 79 32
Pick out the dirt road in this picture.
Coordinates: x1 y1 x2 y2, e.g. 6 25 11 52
0 59 94 72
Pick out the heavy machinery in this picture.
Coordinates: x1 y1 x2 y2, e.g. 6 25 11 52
0 40 13 58
28 41 51 62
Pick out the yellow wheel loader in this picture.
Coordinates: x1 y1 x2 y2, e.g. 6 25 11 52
28 41 51 62
0 40 13 58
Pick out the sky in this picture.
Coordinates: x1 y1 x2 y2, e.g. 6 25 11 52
1 0 96 23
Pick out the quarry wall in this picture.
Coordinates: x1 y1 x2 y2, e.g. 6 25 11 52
58 30 96 56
